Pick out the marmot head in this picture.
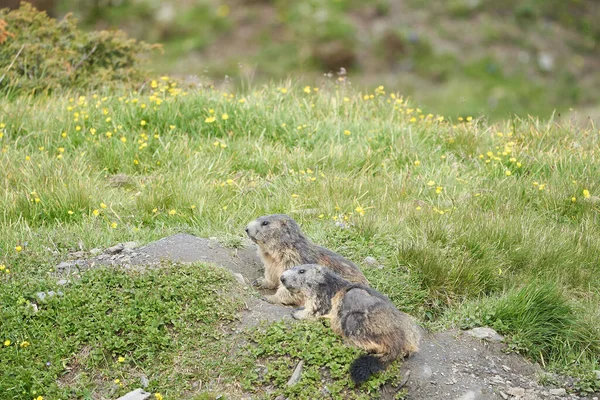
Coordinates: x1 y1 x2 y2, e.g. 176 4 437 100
245 214 304 248
280 264 327 293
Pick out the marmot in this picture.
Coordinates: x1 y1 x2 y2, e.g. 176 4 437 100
245 214 368 305
280 264 421 385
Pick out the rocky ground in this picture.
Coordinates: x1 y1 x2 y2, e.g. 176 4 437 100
53 234 600 400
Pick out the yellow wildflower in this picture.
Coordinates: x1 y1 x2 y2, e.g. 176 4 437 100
15 246 22 252
110 222 118 229
4 340 10 346
20 341 30 348
344 130 351 135
205 116 216 123
222 113 229 120
583 189 591 198
118 356 125 363
169 209 177 215
355 206 365 216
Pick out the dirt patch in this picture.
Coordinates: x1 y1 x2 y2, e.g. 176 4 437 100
402 330 558 400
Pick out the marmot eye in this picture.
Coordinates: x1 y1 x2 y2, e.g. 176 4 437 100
298 269 305 274
261 221 270 226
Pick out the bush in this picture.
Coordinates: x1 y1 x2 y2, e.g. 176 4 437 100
0 2 159 95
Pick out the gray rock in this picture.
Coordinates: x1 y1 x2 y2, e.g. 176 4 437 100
57 279 69 286
499 391 508 400
90 248 103 256
507 387 525 397
422 365 433 379
36 291 63 302
538 52 554 72
363 256 384 269
27 303 39 313
232 273 247 286
287 360 304 386
123 241 138 249
364 256 378 265
456 391 476 400
55 260 83 273
105 244 125 254
139 375 149 388
465 327 504 342
594 370 600 380
549 388 567 396
116 389 152 400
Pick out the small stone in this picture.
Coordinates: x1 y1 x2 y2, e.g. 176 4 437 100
549 388 567 396
465 327 504 342
57 279 69 286
116 389 152 400
422 365 433 379
274 396 285 400
27 303 39 313
55 261 82 273
538 52 554 72
36 292 47 302
232 273 247 286
499 391 508 400
507 387 526 397
287 360 304 386
594 370 600 380
502 365 511 372
105 244 125 254
139 375 149 388
456 391 476 400
90 248 103 256
123 241 138 249
364 256 378 265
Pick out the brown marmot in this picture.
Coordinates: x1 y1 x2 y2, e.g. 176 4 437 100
280 264 421 385
245 214 368 305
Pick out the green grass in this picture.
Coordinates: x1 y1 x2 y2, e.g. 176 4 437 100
0 262 246 399
0 79 599 397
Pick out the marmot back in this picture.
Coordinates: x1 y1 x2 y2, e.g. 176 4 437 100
246 214 368 305
280 264 421 384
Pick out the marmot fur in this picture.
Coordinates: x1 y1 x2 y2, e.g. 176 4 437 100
280 264 421 385
245 214 368 305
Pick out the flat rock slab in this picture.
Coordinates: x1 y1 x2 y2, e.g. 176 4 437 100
133 233 265 283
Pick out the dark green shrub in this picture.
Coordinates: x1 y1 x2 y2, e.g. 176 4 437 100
0 2 159 95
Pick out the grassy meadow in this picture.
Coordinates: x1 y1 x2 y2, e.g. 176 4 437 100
1 78 600 398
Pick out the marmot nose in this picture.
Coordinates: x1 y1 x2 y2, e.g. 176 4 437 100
280 276 287 285
245 227 249 233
